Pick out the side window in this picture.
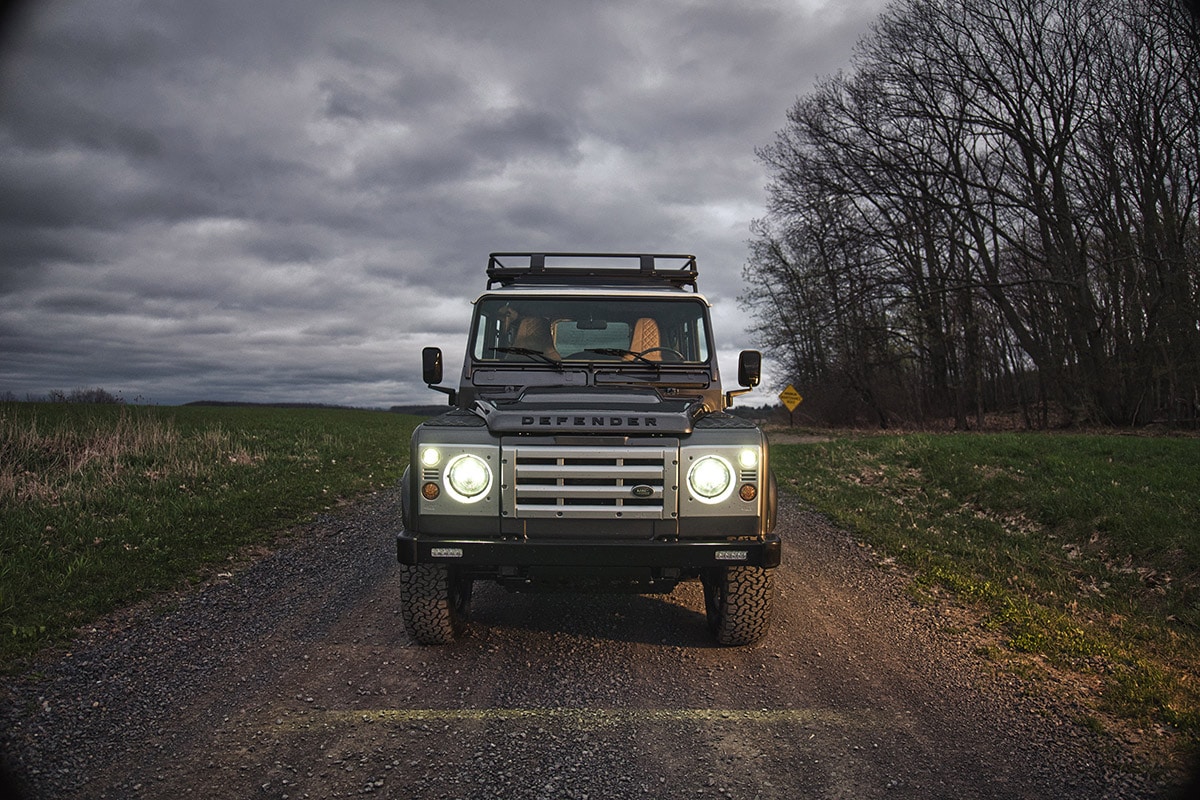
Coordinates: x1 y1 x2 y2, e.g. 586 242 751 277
680 317 708 361
472 306 505 360
656 308 708 362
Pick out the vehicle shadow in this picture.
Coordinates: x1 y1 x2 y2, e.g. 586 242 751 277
463 580 719 648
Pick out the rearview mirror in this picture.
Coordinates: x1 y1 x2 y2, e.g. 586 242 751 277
738 350 762 388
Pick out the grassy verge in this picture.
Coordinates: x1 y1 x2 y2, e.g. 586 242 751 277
772 432 1200 762
1 403 420 669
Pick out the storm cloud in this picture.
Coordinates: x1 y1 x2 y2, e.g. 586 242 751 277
0 0 882 406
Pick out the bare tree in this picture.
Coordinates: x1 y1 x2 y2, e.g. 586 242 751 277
745 0 1200 427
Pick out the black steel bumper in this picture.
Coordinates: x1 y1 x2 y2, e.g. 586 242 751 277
397 531 782 569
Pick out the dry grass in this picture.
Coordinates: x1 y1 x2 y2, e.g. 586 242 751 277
0 408 257 506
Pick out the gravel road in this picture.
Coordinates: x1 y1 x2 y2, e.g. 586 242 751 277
0 488 1183 799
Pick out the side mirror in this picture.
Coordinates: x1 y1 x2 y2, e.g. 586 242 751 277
422 347 457 405
738 350 762 388
422 347 443 385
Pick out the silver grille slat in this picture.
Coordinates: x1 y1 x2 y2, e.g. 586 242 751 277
517 485 663 499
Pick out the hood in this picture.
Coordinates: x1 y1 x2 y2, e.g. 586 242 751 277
472 387 705 435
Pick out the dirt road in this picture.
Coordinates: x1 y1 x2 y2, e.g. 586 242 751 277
1 489 1172 799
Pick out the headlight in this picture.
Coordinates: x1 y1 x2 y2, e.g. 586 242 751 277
688 455 734 503
444 453 492 503
737 448 759 470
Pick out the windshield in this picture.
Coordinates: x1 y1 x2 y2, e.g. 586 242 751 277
471 297 712 364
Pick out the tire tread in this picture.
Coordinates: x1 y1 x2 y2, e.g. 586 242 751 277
714 566 774 646
399 563 457 645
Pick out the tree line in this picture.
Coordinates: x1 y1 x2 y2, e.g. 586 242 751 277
741 0 1200 427
1 388 128 404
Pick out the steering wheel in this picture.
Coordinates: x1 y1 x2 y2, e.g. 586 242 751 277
636 347 685 362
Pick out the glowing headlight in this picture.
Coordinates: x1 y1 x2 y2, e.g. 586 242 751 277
420 447 441 468
688 455 734 503
444 453 492 503
738 448 759 470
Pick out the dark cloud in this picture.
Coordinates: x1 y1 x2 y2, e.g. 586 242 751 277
0 0 884 406
462 107 580 164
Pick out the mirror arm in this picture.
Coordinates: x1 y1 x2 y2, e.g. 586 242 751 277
428 384 457 405
724 387 753 408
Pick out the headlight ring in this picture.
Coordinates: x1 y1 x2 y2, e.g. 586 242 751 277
444 453 493 503
687 455 735 504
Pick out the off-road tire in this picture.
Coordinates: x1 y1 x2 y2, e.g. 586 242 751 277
703 566 774 646
399 564 471 645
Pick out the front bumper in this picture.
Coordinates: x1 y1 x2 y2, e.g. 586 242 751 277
397 531 782 569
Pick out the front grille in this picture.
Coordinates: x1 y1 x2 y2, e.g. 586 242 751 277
505 445 677 519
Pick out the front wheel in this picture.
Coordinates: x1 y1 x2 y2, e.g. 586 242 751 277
703 566 774 646
399 564 471 645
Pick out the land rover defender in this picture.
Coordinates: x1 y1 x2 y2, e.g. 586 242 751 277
398 253 780 645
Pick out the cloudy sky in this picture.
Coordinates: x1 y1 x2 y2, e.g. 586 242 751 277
0 0 883 407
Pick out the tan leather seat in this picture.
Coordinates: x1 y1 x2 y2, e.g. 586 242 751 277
511 317 560 360
628 318 661 360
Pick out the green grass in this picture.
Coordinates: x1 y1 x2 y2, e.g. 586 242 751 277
772 432 1200 754
1 403 420 669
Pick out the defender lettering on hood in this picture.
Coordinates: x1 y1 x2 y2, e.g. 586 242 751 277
522 414 658 428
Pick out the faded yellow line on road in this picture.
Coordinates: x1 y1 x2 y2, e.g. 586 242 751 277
268 707 890 730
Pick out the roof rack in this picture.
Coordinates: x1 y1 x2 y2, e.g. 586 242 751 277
486 252 699 291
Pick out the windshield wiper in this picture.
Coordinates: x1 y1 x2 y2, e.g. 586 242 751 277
584 348 660 366
488 346 563 370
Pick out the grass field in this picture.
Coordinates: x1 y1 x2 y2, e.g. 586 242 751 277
772 432 1200 759
1 403 420 668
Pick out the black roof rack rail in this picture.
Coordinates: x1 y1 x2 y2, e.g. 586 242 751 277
486 252 699 291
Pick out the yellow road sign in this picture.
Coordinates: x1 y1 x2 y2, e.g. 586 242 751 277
779 384 803 412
